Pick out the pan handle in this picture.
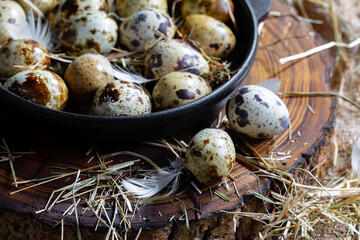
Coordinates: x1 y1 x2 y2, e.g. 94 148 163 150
245 0 272 23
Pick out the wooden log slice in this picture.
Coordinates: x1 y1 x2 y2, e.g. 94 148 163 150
0 0 335 238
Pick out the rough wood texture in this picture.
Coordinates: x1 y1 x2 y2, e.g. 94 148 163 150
0 0 336 238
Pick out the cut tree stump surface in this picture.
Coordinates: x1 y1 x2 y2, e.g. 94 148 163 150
0 0 336 238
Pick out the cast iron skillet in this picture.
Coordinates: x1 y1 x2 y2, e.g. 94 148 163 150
0 0 272 142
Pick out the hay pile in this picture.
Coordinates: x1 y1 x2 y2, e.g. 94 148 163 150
0 0 359 239
254 0 360 238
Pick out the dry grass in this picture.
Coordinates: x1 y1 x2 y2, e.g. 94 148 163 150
235 152 360 239
1 0 359 239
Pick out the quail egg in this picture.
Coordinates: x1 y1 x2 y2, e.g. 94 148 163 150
3 69 68 110
180 14 236 58
116 0 168 18
184 128 236 185
18 0 57 16
152 71 212 110
48 0 106 32
0 39 50 78
145 39 210 78
59 11 118 56
181 0 234 23
227 85 290 139
0 1 26 46
119 8 176 51
64 53 114 104
93 81 152 116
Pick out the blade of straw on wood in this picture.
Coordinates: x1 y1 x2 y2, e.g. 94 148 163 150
101 151 162 171
279 37 360 64
10 160 113 195
72 170 82 240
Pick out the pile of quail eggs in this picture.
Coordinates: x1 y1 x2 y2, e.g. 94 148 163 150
0 0 237 116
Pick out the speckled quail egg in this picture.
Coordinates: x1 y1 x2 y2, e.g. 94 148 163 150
116 0 168 18
59 11 118 56
145 39 210 78
180 14 236 58
64 53 114 104
227 85 290 139
3 69 68 110
18 0 57 16
0 1 26 46
48 0 106 32
152 71 212 110
93 81 152 116
181 0 234 23
184 128 236 185
119 8 176 51
0 39 50 78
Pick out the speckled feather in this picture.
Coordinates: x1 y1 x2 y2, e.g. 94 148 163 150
6 9 53 50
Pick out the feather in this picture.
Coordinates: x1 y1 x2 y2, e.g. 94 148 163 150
6 9 53 50
101 60 155 84
351 136 360 175
257 78 281 93
121 159 182 199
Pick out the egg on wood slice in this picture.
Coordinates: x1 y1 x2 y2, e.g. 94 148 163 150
227 85 290 139
152 71 212 110
0 0 26 46
48 0 106 32
3 69 68 110
180 14 236 59
93 81 152 116
64 53 115 104
59 11 118 56
185 128 236 185
116 0 168 18
181 0 234 23
145 39 210 78
119 8 176 51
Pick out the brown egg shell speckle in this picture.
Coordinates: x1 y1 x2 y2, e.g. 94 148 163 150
181 0 234 23
152 71 212 110
48 0 106 32
64 53 114 104
145 39 210 79
3 70 68 110
19 0 57 16
180 14 236 58
227 85 290 139
184 128 236 185
120 8 176 51
59 11 118 56
0 1 26 46
0 39 50 78
116 0 168 18
93 81 152 116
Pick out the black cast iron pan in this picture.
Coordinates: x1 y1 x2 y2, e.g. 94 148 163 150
0 0 272 143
